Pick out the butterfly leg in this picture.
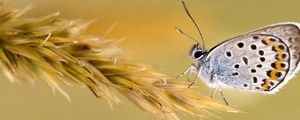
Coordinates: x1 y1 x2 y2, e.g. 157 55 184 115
176 64 196 82
218 87 229 105
210 73 229 105
211 87 217 98
188 65 200 88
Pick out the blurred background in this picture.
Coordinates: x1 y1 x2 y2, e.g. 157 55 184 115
3 0 300 120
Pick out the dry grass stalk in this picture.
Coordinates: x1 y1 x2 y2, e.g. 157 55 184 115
0 6 237 120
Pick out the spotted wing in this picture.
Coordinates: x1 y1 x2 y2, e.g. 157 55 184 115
206 22 300 93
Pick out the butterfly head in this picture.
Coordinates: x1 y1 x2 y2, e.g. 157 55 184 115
190 43 208 60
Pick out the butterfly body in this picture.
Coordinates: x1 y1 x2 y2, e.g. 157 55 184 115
191 22 300 94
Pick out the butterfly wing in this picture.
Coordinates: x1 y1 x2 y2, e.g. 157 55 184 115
205 22 300 93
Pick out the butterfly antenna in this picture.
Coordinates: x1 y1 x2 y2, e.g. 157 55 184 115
175 27 199 44
181 0 205 49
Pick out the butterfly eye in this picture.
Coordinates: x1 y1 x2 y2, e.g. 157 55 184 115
194 50 205 59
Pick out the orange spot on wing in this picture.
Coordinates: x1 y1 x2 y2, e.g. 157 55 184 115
262 39 272 45
270 70 279 80
276 52 287 61
275 61 284 71
274 45 284 51
262 79 270 90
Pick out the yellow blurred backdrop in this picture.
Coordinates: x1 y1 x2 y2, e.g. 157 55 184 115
3 0 300 120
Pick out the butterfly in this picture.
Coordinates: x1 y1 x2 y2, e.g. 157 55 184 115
177 0 300 105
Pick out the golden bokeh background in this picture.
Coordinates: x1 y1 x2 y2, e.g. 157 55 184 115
3 0 300 120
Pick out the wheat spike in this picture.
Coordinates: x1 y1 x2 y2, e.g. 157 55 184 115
0 6 238 120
